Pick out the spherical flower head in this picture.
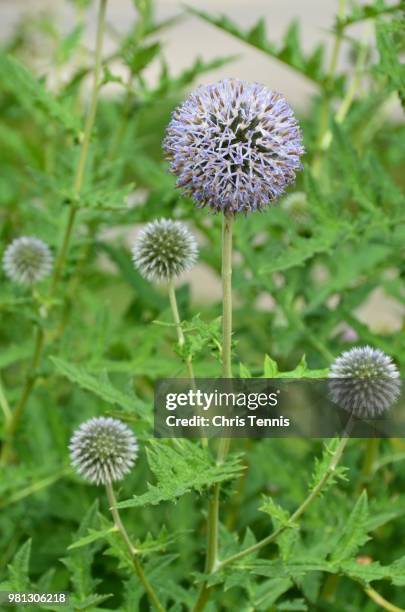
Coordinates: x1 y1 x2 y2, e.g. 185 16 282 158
328 346 401 418
69 417 138 485
3 236 53 285
163 78 304 214
132 218 198 283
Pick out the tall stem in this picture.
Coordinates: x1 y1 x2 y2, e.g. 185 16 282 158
221 213 233 379
105 482 165 612
193 213 234 612
0 0 108 464
167 279 195 380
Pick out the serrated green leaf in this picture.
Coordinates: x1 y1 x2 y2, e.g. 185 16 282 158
331 491 370 563
260 496 292 528
50 356 148 418
0 53 79 134
123 41 161 73
309 440 348 492
8 539 31 591
68 526 118 550
188 8 332 86
117 440 243 508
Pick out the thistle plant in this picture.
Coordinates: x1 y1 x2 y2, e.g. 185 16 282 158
69 418 164 611
165 80 304 606
3 237 53 285
1 1 404 611
132 219 198 379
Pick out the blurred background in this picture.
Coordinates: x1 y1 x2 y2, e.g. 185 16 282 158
0 0 370 111
0 0 403 334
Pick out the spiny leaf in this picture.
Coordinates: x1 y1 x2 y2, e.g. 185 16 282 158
336 1 404 30
260 496 292 528
187 7 332 87
122 41 161 73
68 526 118 551
0 53 79 134
331 491 370 563
340 555 405 586
50 356 149 418
8 539 31 591
117 440 243 508
309 439 348 492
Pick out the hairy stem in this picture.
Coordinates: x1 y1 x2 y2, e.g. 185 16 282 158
168 278 195 380
193 213 234 611
0 0 108 464
217 434 349 571
105 482 165 612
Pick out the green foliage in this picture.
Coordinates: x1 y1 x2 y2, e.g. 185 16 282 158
0 0 404 610
330 492 370 563
0 53 79 134
117 440 243 507
50 356 149 419
188 7 342 89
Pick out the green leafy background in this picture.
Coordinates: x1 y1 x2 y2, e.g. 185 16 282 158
0 0 404 609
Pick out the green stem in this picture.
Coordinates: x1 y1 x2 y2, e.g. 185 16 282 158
363 584 405 612
105 482 165 612
221 213 233 380
167 278 195 380
312 0 346 175
193 213 234 612
0 0 108 464
0 375 12 424
217 434 349 572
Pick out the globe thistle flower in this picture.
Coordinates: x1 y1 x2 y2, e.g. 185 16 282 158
328 346 401 418
163 78 304 214
69 417 138 485
132 218 198 283
2 236 53 285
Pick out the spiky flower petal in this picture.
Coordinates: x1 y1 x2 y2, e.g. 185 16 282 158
328 346 401 418
132 218 198 282
3 236 53 285
69 417 138 485
164 78 304 214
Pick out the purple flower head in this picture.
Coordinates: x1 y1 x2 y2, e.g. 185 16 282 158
164 79 304 214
